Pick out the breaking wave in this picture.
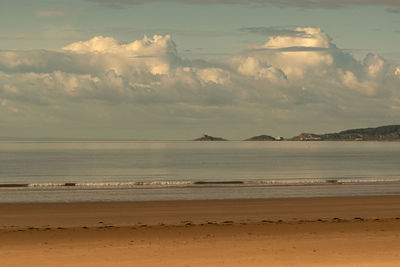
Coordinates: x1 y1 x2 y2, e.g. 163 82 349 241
1 177 400 189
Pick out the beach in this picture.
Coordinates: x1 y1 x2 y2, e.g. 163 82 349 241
1 196 400 266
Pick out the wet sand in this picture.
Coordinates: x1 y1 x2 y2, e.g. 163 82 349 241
1 196 400 266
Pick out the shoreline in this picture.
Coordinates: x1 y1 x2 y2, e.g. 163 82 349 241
1 195 400 229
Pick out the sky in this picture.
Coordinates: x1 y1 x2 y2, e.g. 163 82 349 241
1 0 400 140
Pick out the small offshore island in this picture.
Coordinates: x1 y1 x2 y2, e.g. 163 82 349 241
193 134 228 141
194 124 400 141
245 135 284 141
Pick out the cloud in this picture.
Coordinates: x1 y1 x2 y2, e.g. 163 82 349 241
110 27 240 37
386 7 400 13
239 27 308 37
85 0 400 9
262 27 333 49
35 9 65 18
0 27 399 138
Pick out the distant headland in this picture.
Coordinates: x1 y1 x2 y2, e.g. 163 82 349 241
288 124 400 141
194 125 400 141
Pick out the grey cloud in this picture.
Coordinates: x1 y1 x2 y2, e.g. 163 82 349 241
85 0 400 9
129 55 157 58
110 27 240 37
386 7 400 13
246 46 335 53
239 27 308 37
0 36 36 41
0 50 91 75
35 9 65 18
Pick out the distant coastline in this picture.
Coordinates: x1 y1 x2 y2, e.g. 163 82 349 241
287 124 400 141
1 124 400 142
194 124 400 141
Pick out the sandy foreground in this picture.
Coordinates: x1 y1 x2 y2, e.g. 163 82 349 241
1 196 400 266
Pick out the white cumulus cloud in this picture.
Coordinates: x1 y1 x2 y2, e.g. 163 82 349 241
0 27 399 138
263 27 332 49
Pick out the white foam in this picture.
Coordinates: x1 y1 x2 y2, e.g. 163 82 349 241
20 177 400 189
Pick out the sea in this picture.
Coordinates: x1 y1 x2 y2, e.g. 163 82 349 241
1 141 400 203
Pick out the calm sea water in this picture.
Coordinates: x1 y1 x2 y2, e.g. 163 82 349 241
0 141 400 202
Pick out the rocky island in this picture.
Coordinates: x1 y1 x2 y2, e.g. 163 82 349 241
289 125 400 141
193 134 228 141
244 135 282 141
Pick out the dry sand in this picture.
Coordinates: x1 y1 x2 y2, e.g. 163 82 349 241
1 196 400 266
